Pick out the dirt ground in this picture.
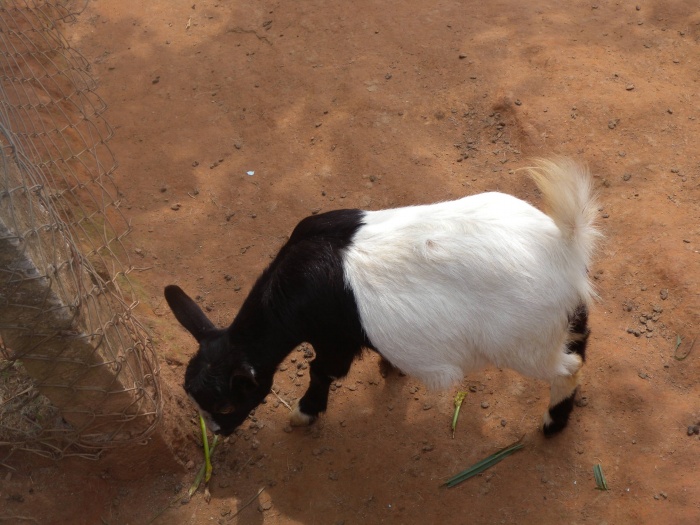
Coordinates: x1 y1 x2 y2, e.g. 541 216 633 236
2 0 699 523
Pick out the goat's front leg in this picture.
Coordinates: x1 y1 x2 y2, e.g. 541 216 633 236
290 346 357 426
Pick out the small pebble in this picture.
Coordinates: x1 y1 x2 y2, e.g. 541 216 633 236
660 289 669 300
623 173 632 181
481 401 490 409
625 84 635 91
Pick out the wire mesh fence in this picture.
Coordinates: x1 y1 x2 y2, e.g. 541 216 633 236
0 1 162 460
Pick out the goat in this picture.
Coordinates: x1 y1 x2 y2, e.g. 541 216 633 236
164 158 599 437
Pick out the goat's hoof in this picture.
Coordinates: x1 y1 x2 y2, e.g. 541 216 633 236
290 401 316 427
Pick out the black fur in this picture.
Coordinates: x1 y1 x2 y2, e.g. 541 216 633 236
543 390 577 437
166 209 373 435
541 303 590 437
567 303 590 361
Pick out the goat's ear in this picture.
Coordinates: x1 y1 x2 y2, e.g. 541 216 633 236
230 363 258 394
164 285 216 342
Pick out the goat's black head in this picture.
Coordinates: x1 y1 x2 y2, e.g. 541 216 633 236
164 285 268 435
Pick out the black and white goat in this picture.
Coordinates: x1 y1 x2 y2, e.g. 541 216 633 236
165 158 599 437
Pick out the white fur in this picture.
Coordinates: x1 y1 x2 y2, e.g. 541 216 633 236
343 159 598 392
290 400 314 426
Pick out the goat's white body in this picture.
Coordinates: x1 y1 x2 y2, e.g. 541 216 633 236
343 164 596 391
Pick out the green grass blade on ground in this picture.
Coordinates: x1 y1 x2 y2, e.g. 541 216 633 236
444 438 524 488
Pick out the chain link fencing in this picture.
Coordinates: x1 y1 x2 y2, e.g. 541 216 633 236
0 0 162 461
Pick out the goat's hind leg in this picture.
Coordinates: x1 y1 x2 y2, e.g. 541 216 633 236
290 343 358 427
543 304 590 436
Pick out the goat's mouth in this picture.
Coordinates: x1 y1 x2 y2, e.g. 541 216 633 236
201 411 221 433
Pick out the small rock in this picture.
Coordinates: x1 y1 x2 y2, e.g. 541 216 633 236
171 203 181 211
422 403 432 411
625 84 635 91
459 53 467 59
481 401 490 409
660 289 669 300
258 501 273 512
329 471 339 481
575 397 589 407
500 419 507 427
422 444 434 452
623 173 632 181
687 425 700 436
185 460 195 470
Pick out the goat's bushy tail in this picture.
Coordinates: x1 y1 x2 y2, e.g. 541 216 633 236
526 158 601 276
